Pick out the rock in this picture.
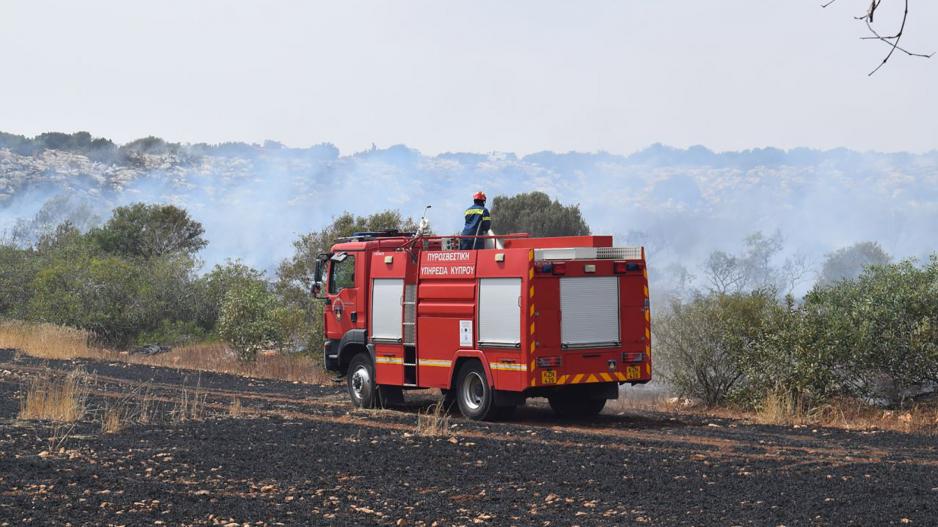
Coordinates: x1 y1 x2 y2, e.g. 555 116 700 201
132 344 171 356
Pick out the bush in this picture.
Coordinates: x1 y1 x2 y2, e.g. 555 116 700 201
194 260 266 331
135 320 208 347
217 281 279 362
654 291 777 406
658 255 938 409
816 257 938 402
29 253 147 346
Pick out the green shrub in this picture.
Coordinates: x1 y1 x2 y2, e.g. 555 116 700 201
654 291 777 406
217 281 278 362
135 320 208 347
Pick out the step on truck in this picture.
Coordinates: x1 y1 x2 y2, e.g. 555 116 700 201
314 230 651 420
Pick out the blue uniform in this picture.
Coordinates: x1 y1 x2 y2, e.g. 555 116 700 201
460 203 491 250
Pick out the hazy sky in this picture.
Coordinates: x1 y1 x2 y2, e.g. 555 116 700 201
1 1 936 155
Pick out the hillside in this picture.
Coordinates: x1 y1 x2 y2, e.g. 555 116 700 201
2 132 937 293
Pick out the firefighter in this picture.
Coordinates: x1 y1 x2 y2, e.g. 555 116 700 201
459 191 491 250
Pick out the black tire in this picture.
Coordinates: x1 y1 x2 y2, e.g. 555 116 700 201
548 395 606 418
346 353 378 408
455 361 497 420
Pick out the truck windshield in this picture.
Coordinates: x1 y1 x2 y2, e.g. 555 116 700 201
329 255 356 294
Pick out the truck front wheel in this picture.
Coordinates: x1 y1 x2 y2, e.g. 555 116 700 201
455 361 497 421
347 353 378 408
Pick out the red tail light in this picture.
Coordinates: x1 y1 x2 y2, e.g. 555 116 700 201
537 356 562 368
622 351 645 363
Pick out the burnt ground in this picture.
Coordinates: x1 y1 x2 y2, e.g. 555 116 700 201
1 348 937 526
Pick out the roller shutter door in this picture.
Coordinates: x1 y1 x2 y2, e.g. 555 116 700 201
560 276 620 348
478 278 521 347
371 279 403 341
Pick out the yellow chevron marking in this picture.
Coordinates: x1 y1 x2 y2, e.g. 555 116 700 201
615 372 626 381
572 374 585 384
530 304 535 316
645 328 651 339
530 377 536 387
643 285 649 297
418 359 452 368
645 310 651 322
646 363 651 375
529 250 535 261
529 322 535 335
557 375 568 385
529 286 535 298
600 372 612 382
586 374 598 383
531 341 536 352
530 359 535 371
646 344 651 353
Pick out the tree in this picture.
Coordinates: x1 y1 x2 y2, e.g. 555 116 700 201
489 192 590 237
703 231 786 294
817 241 891 287
91 203 206 259
217 281 279 362
275 210 419 356
10 195 101 247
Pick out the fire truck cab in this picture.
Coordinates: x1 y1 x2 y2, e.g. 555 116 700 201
314 231 651 420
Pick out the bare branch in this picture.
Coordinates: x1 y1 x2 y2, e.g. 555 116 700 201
823 0 933 75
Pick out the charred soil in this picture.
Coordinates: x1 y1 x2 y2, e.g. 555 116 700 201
1 348 936 526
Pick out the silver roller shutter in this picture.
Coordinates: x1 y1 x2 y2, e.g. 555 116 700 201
371 278 403 342
478 278 521 347
560 276 620 348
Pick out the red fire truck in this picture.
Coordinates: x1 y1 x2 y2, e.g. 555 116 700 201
314 231 651 420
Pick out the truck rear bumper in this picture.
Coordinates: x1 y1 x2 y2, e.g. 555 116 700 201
524 382 619 401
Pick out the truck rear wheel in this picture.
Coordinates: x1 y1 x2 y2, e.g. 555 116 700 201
455 361 497 421
548 395 606 418
347 353 378 408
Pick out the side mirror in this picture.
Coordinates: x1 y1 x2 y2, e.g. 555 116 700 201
312 254 328 298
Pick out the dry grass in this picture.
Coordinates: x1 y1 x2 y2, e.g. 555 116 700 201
1 321 329 384
18 369 89 422
0 321 94 360
614 385 938 434
416 400 451 437
171 387 207 423
808 398 938 434
133 342 330 384
228 397 243 417
755 390 806 426
101 406 126 434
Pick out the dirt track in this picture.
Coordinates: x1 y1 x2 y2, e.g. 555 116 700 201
1 348 937 526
